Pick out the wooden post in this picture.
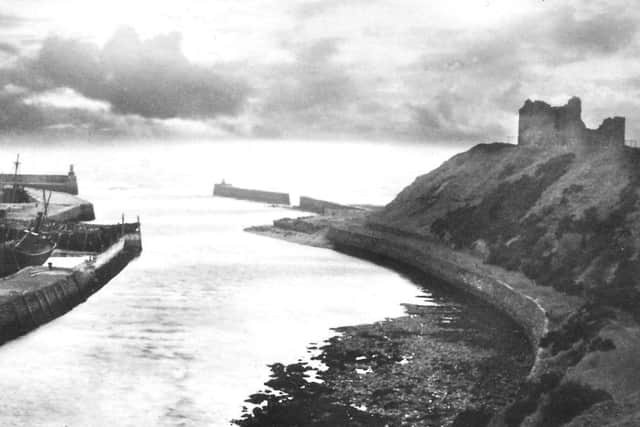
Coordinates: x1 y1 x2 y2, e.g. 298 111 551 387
121 213 125 237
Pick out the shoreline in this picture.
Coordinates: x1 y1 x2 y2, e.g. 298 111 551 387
246 215 640 425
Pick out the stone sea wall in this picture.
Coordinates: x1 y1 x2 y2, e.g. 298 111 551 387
0 232 141 344
0 173 78 195
326 224 548 351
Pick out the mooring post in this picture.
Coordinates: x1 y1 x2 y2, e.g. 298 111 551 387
121 213 125 237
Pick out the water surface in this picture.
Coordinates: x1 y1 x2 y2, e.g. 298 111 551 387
0 140 521 426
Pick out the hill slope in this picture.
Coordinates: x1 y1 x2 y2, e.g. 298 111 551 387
373 142 640 318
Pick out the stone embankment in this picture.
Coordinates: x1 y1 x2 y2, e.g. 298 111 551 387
298 196 362 215
326 222 580 355
0 227 142 344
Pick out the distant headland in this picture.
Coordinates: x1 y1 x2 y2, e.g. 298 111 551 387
243 97 640 426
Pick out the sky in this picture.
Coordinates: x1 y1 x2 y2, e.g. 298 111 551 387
0 0 639 144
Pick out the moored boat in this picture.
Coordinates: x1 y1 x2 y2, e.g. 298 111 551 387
0 230 56 276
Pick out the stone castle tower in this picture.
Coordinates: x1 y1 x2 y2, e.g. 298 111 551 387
518 97 625 148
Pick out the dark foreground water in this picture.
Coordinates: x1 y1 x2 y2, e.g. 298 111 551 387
0 140 529 426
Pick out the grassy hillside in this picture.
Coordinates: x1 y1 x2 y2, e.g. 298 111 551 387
373 142 640 318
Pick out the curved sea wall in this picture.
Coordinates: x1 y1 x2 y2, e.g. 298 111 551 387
326 224 552 353
254 215 639 424
0 232 141 344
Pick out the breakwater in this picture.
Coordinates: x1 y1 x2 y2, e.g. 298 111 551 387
0 166 78 195
0 228 141 344
213 183 290 204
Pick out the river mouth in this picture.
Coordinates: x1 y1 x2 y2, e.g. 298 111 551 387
234 251 533 426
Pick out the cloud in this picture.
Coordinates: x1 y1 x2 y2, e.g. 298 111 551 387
408 101 507 142
391 2 640 143
268 38 356 112
0 86 206 139
0 89 44 131
0 13 25 28
0 42 18 55
21 27 249 120
292 0 375 20
548 6 638 56
3 1 640 143
250 38 364 137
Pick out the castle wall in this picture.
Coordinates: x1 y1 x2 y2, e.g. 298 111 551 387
518 97 625 149
587 116 625 147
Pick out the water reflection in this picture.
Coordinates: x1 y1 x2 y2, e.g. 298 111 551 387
0 140 462 426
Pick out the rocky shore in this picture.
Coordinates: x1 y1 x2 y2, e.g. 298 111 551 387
234 253 532 426
245 213 640 426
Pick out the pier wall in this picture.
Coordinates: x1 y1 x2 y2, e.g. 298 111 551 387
0 231 141 344
213 184 290 205
0 173 78 195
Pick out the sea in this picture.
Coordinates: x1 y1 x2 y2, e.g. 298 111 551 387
0 139 513 426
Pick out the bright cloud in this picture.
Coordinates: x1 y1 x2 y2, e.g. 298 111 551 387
0 0 639 143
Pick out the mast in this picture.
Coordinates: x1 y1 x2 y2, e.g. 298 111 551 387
10 154 19 204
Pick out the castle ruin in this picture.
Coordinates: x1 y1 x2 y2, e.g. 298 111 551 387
518 97 625 148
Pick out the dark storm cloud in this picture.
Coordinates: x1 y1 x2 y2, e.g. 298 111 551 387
408 97 508 143
0 90 44 131
548 6 638 56
270 38 356 111
0 42 18 55
255 37 363 137
19 27 249 120
0 85 178 138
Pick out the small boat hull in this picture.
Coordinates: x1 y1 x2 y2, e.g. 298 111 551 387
0 231 55 276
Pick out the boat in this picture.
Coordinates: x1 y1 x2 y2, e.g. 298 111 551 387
0 229 56 276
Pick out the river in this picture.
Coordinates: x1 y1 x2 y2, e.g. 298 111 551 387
0 139 525 426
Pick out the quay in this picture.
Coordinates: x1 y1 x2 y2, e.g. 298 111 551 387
0 189 95 223
0 158 142 345
0 227 141 344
